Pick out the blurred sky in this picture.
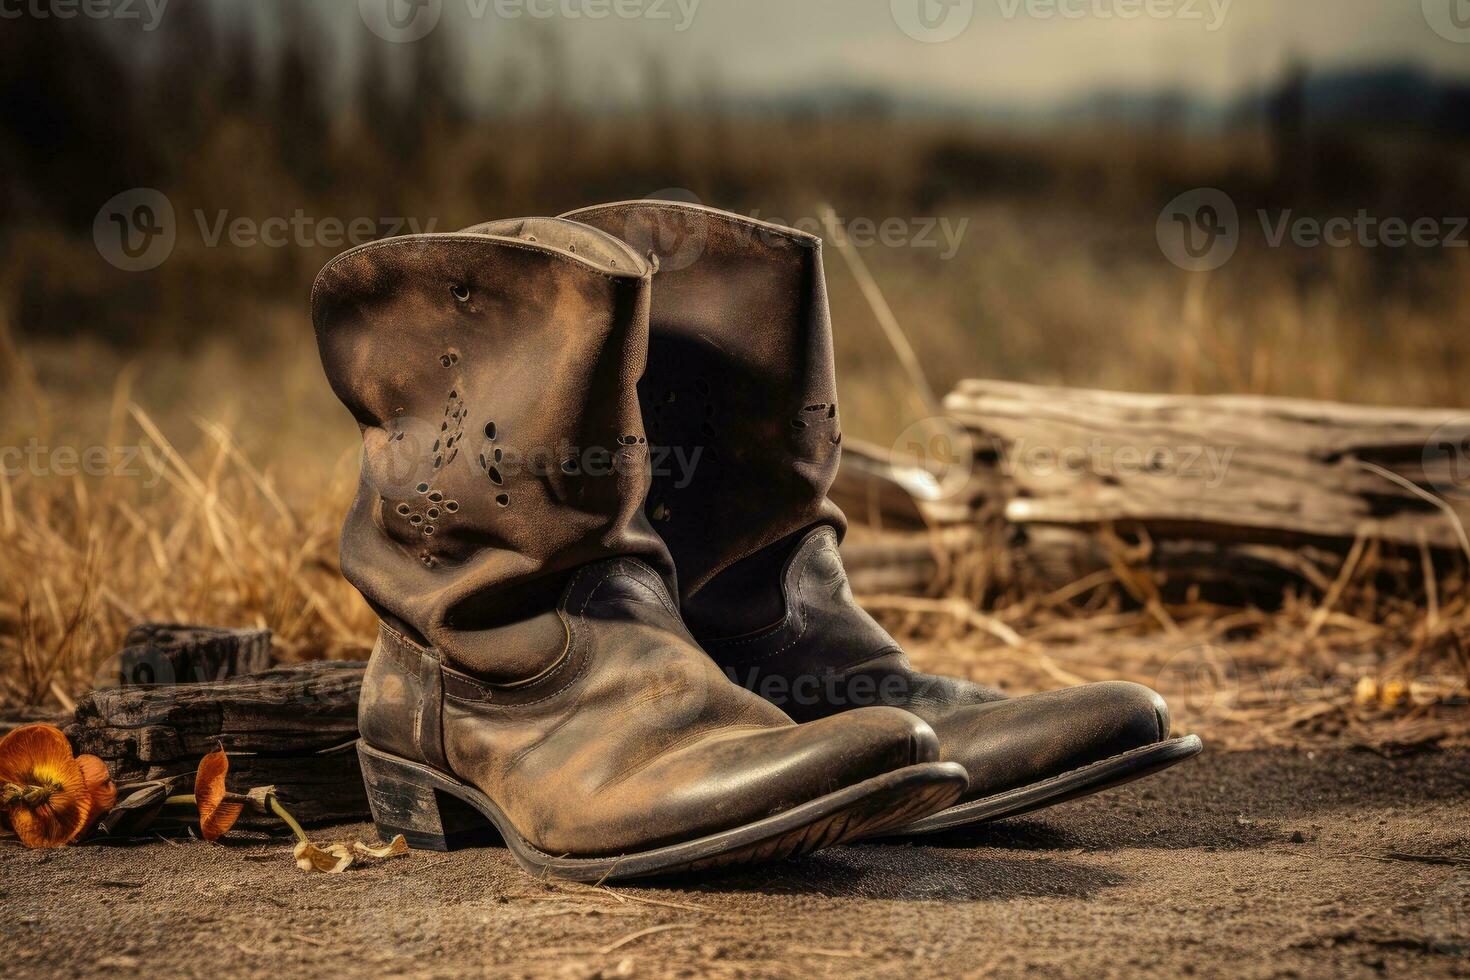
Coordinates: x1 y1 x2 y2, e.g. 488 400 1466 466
202 0 1470 109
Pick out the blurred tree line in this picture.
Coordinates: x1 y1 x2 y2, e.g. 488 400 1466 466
0 4 1466 346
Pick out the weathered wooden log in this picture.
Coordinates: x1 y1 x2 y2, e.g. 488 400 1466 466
935 381 1470 599
944 381 1470 548
67 661 368 828
108 623 273 687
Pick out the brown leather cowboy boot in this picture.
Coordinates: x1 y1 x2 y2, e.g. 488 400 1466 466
564 201 1202 835
312 219 966 880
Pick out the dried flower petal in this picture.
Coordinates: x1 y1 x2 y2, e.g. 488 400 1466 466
194 748 243 842
76 755 117 839
0 724 92 849
98 781 174 838
353 835 409 862
295 840 354 873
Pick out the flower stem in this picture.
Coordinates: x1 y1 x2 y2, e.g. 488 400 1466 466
267 794 308 846
165 792 305 844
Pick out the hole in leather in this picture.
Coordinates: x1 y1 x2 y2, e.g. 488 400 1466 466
396 504 411 517
445 501 460 513
488 466 503 485
428 492 444 503
485 421 497 441
561 459 579 475
427 507 440 519
791 419 807 430
451 284 470 303
495 494 510 507
409 514 424 526
416 483 430 494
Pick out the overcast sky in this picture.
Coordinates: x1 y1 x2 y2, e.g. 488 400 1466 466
215 0 1470 108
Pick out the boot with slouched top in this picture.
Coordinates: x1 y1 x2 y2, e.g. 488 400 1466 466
311 218 967 880
564 200 1202 835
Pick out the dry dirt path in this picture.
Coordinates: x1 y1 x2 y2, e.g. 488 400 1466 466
3 749 1468 979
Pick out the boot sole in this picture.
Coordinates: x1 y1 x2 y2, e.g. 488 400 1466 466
883 734 1204 836
358 741 968 882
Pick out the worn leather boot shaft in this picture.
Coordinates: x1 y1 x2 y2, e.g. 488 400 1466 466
313 219 962 862
563 201 846 636
567 201 1179 810
314 222 670 682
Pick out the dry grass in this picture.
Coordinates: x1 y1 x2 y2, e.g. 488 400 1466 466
0 310 378 710
2 123 1468 752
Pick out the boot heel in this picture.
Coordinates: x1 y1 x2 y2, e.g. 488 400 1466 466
358 743 502 852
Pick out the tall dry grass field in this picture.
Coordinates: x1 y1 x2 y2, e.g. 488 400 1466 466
3 119 1469 719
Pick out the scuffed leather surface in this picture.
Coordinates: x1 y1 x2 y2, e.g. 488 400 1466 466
317 226 946 858
564 201 846 627
439 558 941 856
360 624 451 773
313 230 668 683
565 202 1174 803
710 527 1169 800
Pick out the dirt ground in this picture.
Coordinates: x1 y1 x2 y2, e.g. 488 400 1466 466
3 748 1468 979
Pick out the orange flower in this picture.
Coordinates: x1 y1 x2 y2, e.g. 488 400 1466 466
77 754 117 839
0 724 95 848
195 748 243 842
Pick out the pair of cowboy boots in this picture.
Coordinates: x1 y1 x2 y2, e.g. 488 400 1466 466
311 202 1201 882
